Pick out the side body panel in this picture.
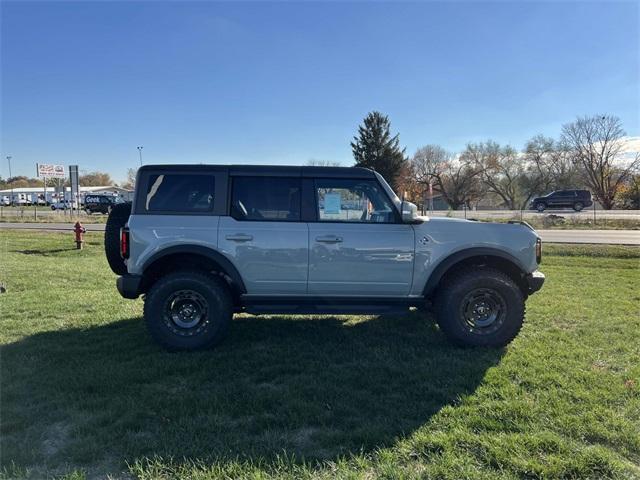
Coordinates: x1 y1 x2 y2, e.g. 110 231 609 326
409 217 540 296
217 216 308 294
307 223 415 296
126 214 221 275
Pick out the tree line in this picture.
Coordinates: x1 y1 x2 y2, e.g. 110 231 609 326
3 113 638 210
351 112 640 210
0 171 117 190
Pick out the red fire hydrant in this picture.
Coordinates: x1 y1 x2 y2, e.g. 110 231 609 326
74 221 86 250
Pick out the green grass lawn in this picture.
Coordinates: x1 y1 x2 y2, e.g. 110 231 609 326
1 231 639 479
0 209 107 224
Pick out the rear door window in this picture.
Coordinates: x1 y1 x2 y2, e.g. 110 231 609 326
144 174 215 213
231 177 301 221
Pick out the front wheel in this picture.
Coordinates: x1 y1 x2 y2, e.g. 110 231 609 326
144 271 232 351
573 202 584 212
434 268 525 347
535 202 546 212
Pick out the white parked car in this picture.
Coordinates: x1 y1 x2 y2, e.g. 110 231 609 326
51 200 72 210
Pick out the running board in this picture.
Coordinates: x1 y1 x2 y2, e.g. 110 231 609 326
239 295 419 315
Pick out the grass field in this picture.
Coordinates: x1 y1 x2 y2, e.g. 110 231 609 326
485 216 640 231
0 208 107 224
1 231 639 479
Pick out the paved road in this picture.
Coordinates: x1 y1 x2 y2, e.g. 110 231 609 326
429 209 640 220
536 229 640 245
1 222 639 245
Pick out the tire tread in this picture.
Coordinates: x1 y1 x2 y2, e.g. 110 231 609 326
434 267 525 347
143 270 232 351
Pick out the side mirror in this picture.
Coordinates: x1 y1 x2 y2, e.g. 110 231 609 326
401 201 419 223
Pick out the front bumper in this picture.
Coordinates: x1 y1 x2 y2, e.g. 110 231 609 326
525 270 545 294
116 275 142 299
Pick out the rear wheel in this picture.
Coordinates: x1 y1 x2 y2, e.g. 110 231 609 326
144 271 232 351
434 268 525 347
573 202 584 212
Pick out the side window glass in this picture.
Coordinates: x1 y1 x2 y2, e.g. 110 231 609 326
231 177 301 221
144 174 215 213
315 179 396 223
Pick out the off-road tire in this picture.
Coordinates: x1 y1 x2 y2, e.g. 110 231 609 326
434 268 525 347
143 271 232 351
104 202 132 275
535 202 546 212
573 202 584 212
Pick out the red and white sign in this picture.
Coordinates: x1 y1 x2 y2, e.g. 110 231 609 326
37 163 65 178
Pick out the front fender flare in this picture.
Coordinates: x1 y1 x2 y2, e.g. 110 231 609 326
422 247 527 296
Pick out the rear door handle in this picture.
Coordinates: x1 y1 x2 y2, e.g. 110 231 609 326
315 235 343 243
226 234 253 242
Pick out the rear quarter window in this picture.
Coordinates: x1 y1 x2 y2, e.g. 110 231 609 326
143 174 215 213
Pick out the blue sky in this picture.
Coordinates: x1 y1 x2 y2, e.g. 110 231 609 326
2 1 638 182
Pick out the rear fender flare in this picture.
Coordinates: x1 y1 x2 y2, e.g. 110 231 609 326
142 245 247 294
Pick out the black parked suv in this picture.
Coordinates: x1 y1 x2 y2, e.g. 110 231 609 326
84 194 122 214
530 190 593 212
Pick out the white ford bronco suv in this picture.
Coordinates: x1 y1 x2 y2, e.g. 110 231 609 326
105 165 544 351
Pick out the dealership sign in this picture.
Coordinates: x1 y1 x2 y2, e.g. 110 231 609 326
37 163 65 178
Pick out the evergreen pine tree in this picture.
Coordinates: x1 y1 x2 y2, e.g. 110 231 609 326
351 111 408 190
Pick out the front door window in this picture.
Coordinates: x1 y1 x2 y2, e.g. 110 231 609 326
315 179 397 223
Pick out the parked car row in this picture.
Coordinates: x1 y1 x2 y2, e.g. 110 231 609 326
1 193 49 206
50 194 125 214
2 193 125 214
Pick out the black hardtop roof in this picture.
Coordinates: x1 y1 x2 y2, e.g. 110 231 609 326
138 164 377 179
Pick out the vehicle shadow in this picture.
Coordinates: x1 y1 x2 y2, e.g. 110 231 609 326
13 248 79 256
1 312 504 473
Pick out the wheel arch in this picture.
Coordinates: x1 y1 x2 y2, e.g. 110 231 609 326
423 247 529 298
140 245 246 302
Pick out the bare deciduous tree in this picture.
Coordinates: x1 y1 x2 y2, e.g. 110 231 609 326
561 115 640 209
120 168 138 190
411 144 483 210
464 141 529 209
79 171 113 187
523 135 581 197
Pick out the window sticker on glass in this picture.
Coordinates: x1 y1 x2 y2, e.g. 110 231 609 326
324 193 341 214
146 175 164 210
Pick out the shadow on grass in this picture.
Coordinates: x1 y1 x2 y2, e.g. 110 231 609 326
13 248 79 256
1 312 504 473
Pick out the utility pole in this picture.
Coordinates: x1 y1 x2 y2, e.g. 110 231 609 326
137 146 143 167
6 156 13 206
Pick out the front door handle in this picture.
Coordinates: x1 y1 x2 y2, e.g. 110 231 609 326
226 234 253 242
315 235 343 243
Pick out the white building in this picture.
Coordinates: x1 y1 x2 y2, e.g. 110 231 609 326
0 185 133 205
